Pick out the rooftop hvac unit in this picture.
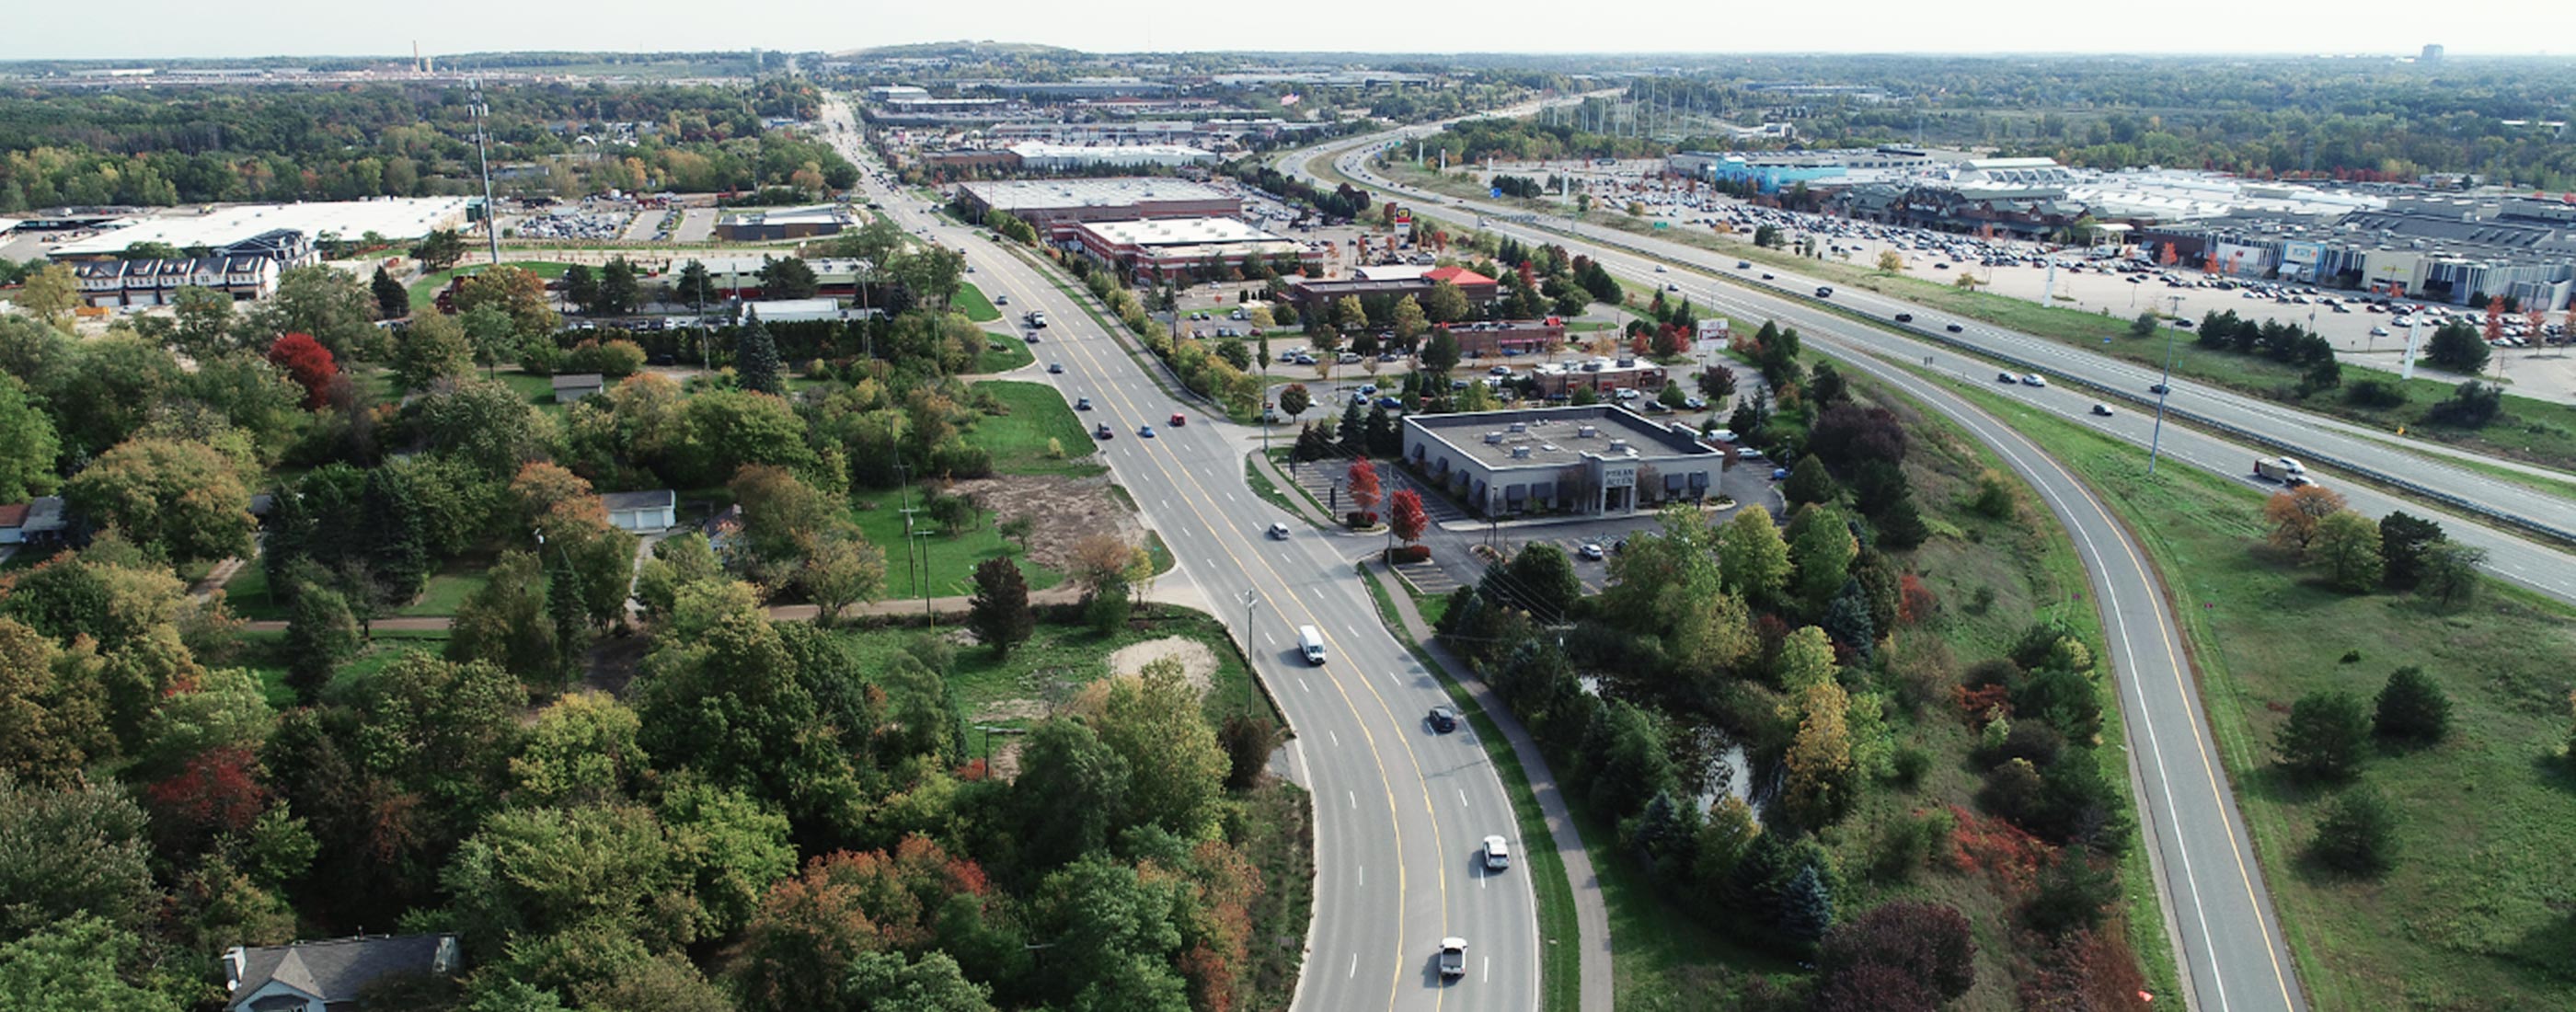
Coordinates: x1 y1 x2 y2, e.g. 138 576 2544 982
1483 431 1504 444
1508 421 1527 433
1577 426 1598 439
1608 439 1629 453
1510 446 1533 459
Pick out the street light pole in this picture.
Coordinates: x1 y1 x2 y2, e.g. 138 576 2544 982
2147 295 2186 478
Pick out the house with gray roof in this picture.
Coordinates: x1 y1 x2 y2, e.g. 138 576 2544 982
223 933 459 1012
601 489 677 533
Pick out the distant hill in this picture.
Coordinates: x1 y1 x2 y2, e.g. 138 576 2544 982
834 40 1082 60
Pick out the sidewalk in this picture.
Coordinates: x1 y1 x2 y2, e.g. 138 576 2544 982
1366 559 1613 1012
1248 449 1337 526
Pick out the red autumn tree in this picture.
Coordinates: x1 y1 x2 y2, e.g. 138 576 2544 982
2487 295 2508 343
728 836 995 1011
1816 900 1978 1005
1388 489 1428 545
1345 458 1381 514
146 745 271 853
265 332 339 409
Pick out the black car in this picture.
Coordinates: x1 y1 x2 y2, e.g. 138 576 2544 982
1895 313 1914 323
1946 322 1964 333
1998 372 2018 383
2149 383 2171 396
1426 706 1459 733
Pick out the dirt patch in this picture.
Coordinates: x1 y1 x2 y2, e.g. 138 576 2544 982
1104 636 1218 696
941 473 1143 574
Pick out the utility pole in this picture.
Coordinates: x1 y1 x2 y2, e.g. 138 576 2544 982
470 78 501 266
2148 295 2184 477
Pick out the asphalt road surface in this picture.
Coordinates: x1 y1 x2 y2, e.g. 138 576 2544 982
826 101 1545 1012
1293 135 2576 611
1285 126 2308 1011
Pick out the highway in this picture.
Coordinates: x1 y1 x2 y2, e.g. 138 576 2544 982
1283 129 2308 1011
822 100 1546 1012
1287 135 2576 610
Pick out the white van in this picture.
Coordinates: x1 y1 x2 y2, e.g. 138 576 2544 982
1298 626 1327 665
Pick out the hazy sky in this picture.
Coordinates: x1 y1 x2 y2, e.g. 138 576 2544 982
5 0 2570 61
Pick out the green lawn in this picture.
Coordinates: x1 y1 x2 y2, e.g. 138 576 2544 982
967 380 1104 477
951 282 1004 323
824 607 1275 751
1937 374 2576 1009
974 336 1036 374
851 488 1063 600
221 562 288 621
397 566 493 617
1245 454 1302 517
407 261 574 312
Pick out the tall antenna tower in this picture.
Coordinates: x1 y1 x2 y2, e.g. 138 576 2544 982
470 78 500 266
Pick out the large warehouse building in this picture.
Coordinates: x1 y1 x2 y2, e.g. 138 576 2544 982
49 197 471 263
714 205 851 241
1070 217 1322 282
1402 405 1722 518
954 178 1241 242
1006 142 1217 172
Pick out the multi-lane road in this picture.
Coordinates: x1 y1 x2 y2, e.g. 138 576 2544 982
822 101 1546 1012
1298 132 2576 611
1283 127 2313 1011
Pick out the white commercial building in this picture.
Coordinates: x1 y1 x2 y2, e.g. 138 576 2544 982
1006 142 1218 171
51 197 472 260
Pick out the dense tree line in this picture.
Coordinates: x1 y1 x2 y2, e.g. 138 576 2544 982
0 79 848 211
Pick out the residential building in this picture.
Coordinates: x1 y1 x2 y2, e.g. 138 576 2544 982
0 502 27 546
73 255 282 306
223 933 461 1012
551 374 604 404
601 490 678 534
1401 405 1721 517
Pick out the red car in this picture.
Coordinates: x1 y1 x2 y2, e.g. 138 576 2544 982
1168 413 1187 427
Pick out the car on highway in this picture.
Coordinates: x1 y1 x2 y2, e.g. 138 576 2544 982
1761 272 1775 281
1997 371 2018 383
1075 397 1092 410
1168 413 1186 427
1481 835 1512 871
1894 312 1914 323
1138 425 1156 438
1654 264 1666 272
2021 374 2048 387
1048 362 1064 374
1814 286 1834 298
1269 522 1292 540
1426 706 1459 733
2149 383 2170 395
1946 323 1965 333
1736 260 1751 269
1024 332 1041 343
1093 423 1114 440
1438 938 1468 981
1664 282 1680 292
994 294 1008 305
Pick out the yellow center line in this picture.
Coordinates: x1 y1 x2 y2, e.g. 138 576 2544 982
973 239 1466 1011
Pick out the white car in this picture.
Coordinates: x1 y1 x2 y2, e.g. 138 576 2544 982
1578 543 1604 560
1482 834 1512 870
2020 374 2048 388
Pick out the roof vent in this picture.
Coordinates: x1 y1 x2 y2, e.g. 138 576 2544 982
1507 421 1527 433
1510 445 1533 459
1577 426 1598 439
1483 431 1504 444
1540 443 1559 453
1608 439 1629 454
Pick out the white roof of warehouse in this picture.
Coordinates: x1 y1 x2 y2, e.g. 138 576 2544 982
1079 216 1291 247
52 198 470 256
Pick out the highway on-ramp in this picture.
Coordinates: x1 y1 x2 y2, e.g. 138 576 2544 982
827 102 1547 1012
1286 130 2309 1011
1291 133 2576 611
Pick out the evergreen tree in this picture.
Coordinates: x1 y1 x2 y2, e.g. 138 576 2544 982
2024 845 2117 935
362 466 430 605
370 265 409 319
2309 786 2398 877
283 582 360 703
2275 690 2369 784
1783 455 1842 509
546 554 592 693
1363 406 1400 457
561 264 599 314
736 309 784 395
1293 422 1335 463
2376 512 2444 589
1821 580 1877 663
2372 665 2450 744
1777 864 1834 944
1338 398 1368 457
967 558 1033 658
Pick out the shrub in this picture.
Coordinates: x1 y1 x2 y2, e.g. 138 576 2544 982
2343 379 2407 408
2309 785 2398 877
1344 511 1379 529
1385 544 1431 564
2422 381 2503 428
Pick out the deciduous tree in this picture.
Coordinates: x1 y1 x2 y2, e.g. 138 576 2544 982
0 375 60 502
1785 678 1855 831
1816 900 1976 1005
1388 489 1428 546
2262 485 2347 552
1717 507 1792 606
65 437 254 567
2308 510 2383 592
2418 540 2486 606
263 332 339 409
1091 658 1229 841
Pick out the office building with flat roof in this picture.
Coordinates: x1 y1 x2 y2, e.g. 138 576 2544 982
1402 405 1720 517
954 178 1240 242
1070 217 1322 282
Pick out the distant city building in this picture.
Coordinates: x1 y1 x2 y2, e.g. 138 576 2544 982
2421 43 2445 63
1402 404 1719 518
1006 142 1217 172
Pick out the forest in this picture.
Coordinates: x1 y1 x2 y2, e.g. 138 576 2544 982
0 78 849 211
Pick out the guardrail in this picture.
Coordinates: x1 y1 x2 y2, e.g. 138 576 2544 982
1326 155 2576 549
